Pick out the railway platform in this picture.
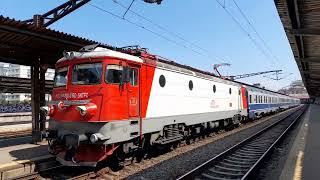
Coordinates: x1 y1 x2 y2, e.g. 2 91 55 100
0 140 52 179
280 104 320 180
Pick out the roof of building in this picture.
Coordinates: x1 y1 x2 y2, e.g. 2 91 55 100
0 16 114 68
274 0 320 98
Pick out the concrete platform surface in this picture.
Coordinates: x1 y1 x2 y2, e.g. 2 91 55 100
0 141 54 179
0 141 50 167
280 104 320 180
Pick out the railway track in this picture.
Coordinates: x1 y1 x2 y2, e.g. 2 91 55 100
2 106 302 180
178 105 306 180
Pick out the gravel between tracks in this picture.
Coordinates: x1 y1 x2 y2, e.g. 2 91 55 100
124 107 300 180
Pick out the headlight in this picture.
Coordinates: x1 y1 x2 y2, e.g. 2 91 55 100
76 106 87 116
76 103 97 117
90 134 99 143
40 105 54 116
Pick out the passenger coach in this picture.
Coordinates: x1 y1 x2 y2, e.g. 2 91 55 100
245 85 300 119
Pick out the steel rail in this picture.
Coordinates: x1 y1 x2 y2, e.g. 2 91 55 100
178 105 306 180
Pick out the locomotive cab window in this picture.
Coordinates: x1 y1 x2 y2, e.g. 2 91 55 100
72 63 102 85
54 67 68 87
106 64 123 84
129 68 138 86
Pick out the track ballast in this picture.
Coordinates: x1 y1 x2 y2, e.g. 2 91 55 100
178 105 306 180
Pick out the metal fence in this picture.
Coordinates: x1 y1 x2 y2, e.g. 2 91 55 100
0 104 31 113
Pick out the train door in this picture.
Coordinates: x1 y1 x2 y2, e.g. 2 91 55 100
241 86 249 114
127 64 140 118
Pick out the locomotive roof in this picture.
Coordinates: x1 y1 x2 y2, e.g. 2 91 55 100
57 47 143 64
58 45 297 100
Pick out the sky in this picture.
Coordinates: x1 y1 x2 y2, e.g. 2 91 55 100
0 0 301 91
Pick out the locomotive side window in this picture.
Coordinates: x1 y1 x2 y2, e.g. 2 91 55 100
159 75 166 87
72 63 102 85
54 67 68 87
189 80 193 90
129 68 138 86
106 64 123 84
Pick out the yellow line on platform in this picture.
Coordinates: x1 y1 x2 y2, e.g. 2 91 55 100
293 150 304 180
0 154 53 170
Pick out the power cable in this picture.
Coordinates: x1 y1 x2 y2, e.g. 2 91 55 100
111 0 225 63
88 3 220 63
215 0 278 67
232 0 282 67
122 0 136 18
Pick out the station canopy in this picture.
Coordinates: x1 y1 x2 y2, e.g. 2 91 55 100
275 0 320 98
0 16 113 68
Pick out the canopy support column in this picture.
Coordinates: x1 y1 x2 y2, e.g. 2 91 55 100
31 61 41 143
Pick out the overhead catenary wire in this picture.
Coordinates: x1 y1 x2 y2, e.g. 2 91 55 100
88 3 221 64
231 0 283 67
112 0 224 62
215 0 278 67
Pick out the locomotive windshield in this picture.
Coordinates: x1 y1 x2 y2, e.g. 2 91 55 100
54 67 68 87
72 63 102 85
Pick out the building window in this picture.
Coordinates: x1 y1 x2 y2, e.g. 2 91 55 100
159 75 166 87
249 95 252 103
213 85 216 93
189 80 193 91
229 88 232 95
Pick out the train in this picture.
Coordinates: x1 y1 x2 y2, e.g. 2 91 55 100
41 44 300 166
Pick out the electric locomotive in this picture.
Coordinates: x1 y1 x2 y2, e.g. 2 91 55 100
41 44 299 166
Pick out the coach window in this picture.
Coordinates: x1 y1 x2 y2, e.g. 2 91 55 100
189 80 193 90
159 75 166 87
130 68 138 86
106 64 122 84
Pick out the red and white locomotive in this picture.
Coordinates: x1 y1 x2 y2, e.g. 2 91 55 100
42 45 299 166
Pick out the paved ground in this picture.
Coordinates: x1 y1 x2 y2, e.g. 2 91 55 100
302 104 320 179
0 140 50 167
276 104 320 180
278 105 310 180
